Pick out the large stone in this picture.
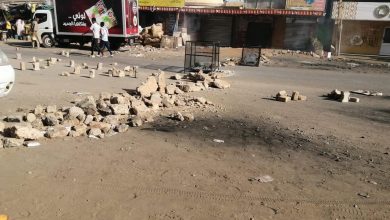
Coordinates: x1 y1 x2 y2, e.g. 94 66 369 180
69 124 88 137
137 76 158 97
130 116 143 127
66 106 85 120
0 121 5 132
24 113 37 123
150 92 162 109
103 115 121 126
182 113 195 122
99 92 112 100
110 104 129 115
195 97 207 104
174 87 184 94
130 100 150 115
110 95 130 105
31 119 44 129
20 62 26 71
166 84 176 95
298 95 307 101
34 105 45 115
89 121 112 134
3 138 24 148
43 114 59 126
157 71 166 94
84 115 94 125
46 126 70 138
5 125 44 140
76 96 97 115
212 79 231 89
62 119 81 127
116 124 129 133
170 112 185 121
277 96 291 102
88 128 102 136
291 91 300 101
89 69 96 79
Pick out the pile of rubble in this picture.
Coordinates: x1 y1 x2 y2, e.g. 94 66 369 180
275 90 307 102
0 71 231 148
140 23 164 47
327 89 360 103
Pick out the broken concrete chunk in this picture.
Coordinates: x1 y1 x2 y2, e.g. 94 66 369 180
110 104 129 115
20 62 26 71
137 76 158 97
277 96 291 102
34 105 44 115
157 70 166 94
166 84 176 95
73 66 81 75
182 113 195 122
0 121 5 132
88 128 102 137
89 69 96 79
33 62 40 71
170 112 185 121
212 79 231 89
66 106 85 120
97 63 103 70
195 97 207 104
43 114 59 126
70 60 75 67
298 95 307 101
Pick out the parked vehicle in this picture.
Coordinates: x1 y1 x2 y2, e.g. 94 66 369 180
33 0 139 49
0 49 15 97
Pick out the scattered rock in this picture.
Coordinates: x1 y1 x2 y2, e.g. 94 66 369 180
89 121 111 133
298 95 307 101
157 70 166 94
291 91 300 101
97 63 103 70
182 113 195 122
212 79 231 89
195 97 207 104
110 104 129 115
170 112 185 121
46 126 70 138
166 84 176 95
43 114 59 126
5 125 44 140
66 106 85 120
172 74 182 80
34 105 45 115
277 96 291 102
46 105 57 113
89 69 96 78
116 124 129 133
0 122 5 132
69 124 88 137
76 96 97 115
130 116 143 127
24 113 37 123
137 76 158 97
3 138 24 148
84 115 94 125
88 128 102 137
20 62 26 71
59 72 70 77
131 100 150 115
33 62 40 71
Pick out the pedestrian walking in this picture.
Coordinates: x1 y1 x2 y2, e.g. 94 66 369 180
31 17 40 48
5 20 12 39
98 22 113 57
15 18 25 40
90 18 101 58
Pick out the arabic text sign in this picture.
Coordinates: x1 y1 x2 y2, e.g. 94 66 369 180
139 0 185 7
286 0 325 11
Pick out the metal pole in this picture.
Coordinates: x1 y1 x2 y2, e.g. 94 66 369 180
337 0 343 56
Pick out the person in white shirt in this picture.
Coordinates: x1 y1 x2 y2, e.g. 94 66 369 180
15 18 25 40
98 22 113 57
89 18 101 57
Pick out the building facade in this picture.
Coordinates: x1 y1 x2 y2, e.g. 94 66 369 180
333 1 390 56
139 0 328 51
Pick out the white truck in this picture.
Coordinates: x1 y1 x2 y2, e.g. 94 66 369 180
33 0 139 49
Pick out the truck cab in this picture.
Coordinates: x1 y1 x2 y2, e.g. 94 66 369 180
33 9 56 48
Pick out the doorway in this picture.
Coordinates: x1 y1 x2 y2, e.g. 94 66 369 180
379 27 390 56
246 22 272 47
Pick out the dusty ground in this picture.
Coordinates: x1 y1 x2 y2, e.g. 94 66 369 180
0 40 389 220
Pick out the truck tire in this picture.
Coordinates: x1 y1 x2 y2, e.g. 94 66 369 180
42 35 54 48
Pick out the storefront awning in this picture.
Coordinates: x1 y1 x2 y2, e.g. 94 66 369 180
139 6 324 16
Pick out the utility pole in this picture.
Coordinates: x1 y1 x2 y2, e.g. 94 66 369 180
336 0 343 56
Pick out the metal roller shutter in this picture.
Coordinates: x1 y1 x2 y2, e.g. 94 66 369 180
201 15 233 46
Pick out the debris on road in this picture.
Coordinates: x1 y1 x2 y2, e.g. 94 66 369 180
213 139 225 143
275 91 307 102
249 175 274 183
328 89 360 103
351 90 383 96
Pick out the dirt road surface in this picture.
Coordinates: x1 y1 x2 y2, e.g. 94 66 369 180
0 41 389 220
